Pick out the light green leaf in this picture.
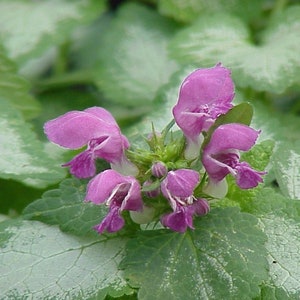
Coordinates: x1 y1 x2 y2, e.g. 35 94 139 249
121 207 268 300
250 189 300 299
158 0 264 23
23 178 106 237
272 142 300 200
0 99 65 188
0 46 40 119
169 6 300 93
94 2 179 106
0 219 133 299
0 0 106 66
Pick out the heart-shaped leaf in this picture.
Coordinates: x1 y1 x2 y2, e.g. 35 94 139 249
169 7 300 93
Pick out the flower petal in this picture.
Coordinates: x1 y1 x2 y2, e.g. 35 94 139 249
44 109 119 149
85 169 125 204
161 169 200 199
204 123 260 155
94 204 125 234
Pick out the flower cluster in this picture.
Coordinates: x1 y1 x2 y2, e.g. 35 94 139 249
44 63 266 234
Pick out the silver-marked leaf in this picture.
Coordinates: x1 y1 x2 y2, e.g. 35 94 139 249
94 2 179 106
250 189 300 299
0 0 105 66
272 142 300 200
0 220 133 299
169 7 300 93
121 207 268 300
0 99 65 188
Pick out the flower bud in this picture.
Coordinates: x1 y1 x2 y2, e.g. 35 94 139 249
151 161 167 178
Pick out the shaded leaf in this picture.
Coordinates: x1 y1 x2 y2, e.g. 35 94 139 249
0 219 133 299
121 207 268 300
0 46 40 119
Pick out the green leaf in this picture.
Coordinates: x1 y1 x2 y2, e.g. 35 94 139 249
0 219 133 299
0 99 65 188
169 7 300 93
23 178 106 237
158 0 264 24
121 207 268 300
0 0 106 66
0 46 40 119
272 141 300 200
94 2 179 106
202 102 254 148
249 189 300 299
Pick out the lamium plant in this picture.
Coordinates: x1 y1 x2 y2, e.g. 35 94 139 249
44 64 266 234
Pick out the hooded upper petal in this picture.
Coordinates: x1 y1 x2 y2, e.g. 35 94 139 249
173 64 235 140
44 107 121 149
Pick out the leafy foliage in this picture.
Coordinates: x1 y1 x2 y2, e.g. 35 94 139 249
0 0 300 299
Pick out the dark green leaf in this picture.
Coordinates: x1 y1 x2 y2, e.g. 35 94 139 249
0 219 133 299
121 207 268 300
23 178 106 237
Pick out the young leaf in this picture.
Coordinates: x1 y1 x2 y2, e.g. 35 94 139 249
94 2 179 106
23 178 106 237
121 207 268 300
0 99 65 188
0 219 133 299
169 7 300 93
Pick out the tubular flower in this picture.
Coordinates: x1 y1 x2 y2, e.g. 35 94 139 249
172 63 235 159
160 169 209 233
202 123 266 189
85 169 143 234
44 107 137 178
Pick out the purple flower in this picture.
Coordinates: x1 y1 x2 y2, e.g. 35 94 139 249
85 169 143 234
202 123 266 189
172 63 235 159
151 161 168 178
44 107 137 178
160 169 209 232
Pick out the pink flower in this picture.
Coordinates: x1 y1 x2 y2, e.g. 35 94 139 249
160 169 209 232
85 169 143 234
202 123 266 189
44 107 137 178
172 64 235 159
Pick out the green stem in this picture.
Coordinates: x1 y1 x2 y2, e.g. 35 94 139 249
33 70 95 92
